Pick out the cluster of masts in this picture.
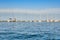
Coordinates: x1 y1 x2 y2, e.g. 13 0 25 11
0 18 60 22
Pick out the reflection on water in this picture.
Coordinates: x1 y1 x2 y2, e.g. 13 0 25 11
0 22 60 40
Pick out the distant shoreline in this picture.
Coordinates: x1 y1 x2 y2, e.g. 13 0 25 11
0 20 60 22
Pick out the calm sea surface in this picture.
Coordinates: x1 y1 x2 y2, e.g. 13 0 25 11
0 22 60 40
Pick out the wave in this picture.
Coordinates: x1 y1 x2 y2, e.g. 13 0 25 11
0 32 44 39
0 31 60 40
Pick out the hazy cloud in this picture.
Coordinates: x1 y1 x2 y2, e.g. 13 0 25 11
0 8 60 14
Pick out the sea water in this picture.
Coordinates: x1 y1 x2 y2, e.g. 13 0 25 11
0 22 60 40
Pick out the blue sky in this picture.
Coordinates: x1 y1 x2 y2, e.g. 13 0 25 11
0 0 60 9
0 0 60 20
